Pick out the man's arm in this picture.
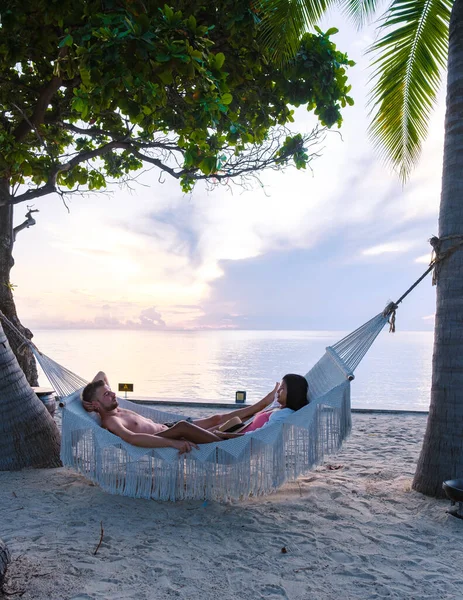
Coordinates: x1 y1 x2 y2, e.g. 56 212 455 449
93 371 109 385
105 417 198 454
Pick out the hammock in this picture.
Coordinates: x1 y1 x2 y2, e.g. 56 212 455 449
11 308 391 501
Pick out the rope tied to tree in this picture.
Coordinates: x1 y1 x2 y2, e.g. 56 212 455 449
0 309 41 355
382 234 463 332
429 234 463 286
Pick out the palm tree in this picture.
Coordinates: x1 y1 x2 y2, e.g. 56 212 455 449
259 0 462 496
413 0 463 496
0 320 61 470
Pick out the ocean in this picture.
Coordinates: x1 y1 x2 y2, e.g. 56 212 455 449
33 329 433 411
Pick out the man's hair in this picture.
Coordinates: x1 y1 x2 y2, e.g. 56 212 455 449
282 374 309 411
81 379 105 412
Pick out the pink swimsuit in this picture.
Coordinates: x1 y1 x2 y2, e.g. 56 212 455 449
240 410 272 433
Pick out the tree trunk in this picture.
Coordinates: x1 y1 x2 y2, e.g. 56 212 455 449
0 181 38 387
412 0 463 497
0 320 61 470
0 538 10 586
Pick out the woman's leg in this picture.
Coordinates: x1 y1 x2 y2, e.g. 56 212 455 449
157 421 221 444
192 383 279 430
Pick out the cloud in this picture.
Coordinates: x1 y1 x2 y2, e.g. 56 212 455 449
23 305 168 330
138 307 166 329
362 241 417 256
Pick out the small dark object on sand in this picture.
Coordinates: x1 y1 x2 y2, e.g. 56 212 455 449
442 479 463 518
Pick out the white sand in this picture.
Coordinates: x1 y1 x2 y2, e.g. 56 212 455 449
1 411 463 600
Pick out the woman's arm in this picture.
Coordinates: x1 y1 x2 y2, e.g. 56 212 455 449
194 382 279 430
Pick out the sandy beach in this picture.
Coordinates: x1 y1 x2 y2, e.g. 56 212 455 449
1 410 462 600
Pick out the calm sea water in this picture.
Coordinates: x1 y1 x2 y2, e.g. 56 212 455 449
33 329 433 411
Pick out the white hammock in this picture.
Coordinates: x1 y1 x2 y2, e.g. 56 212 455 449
27 310 389 501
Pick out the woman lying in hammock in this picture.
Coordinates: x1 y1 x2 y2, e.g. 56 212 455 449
213 374 308 439
81 373 285 454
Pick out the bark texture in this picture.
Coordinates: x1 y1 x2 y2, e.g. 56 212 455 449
0 182 38 387
0 538 10 586
413 0 463 496
0 321 61 470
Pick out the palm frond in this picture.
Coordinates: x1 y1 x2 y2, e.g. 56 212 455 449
340 0 383 28
255 0 336 65
367 0 451 181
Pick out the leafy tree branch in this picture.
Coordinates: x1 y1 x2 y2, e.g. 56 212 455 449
0 0 354 205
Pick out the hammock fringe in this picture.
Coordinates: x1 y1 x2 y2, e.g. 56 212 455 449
61 382 352 501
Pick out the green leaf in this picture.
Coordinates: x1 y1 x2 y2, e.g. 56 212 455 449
72 97 85 113
221 93 233 105
199 157 216 175
163 5 174 21
22 162 32 176
214 52 225 69
59 33 73 48
158 70 173 84
80 68 91 87
188 15 197 31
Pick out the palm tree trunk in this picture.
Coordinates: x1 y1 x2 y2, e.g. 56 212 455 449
412 0 463 496
0 321 61 470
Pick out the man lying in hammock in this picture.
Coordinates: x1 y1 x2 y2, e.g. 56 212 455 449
81 372 280 454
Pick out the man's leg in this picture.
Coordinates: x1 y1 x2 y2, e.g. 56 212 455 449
157 421 221 444
192 383 279 430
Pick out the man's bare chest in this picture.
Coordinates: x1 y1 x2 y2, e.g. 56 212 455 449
118 411 155 433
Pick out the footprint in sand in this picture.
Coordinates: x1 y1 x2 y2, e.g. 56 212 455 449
330 491 343 500
329 550 355 564
258 583 288 598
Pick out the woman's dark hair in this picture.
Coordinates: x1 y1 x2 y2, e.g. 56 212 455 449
282 374 309 411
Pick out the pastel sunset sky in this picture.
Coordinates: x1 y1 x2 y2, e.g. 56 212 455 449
11 15 445 332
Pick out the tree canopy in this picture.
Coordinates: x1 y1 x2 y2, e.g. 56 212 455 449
0 0 354 204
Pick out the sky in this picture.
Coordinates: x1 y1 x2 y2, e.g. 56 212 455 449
11 15 446 333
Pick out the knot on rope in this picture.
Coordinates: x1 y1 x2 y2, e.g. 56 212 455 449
429 234 463 286
382 302 398 333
